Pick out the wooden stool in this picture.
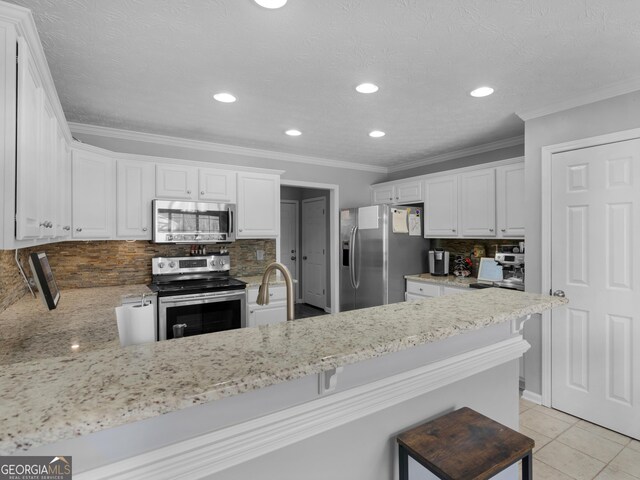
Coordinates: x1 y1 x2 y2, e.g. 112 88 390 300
397 407 534 480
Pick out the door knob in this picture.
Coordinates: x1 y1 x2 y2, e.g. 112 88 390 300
291 256 297 261
553 290 565 297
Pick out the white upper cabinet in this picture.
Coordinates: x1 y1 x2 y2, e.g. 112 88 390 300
496 163 525 238
15 37 43 240
237 172 279 238
117 159 155 239
39 96 58 239
459 168 496 237
199 168 236 203
423 175 458 237
371 179 422 205
156 164 198 200
72 149 116 239
56 125 71 238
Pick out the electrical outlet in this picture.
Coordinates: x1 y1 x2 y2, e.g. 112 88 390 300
256 250 265 261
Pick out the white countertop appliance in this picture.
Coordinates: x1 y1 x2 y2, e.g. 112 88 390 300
149 253 246 340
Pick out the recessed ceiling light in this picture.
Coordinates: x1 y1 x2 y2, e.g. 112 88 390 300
254 0 287 8
369 130 385 138
285 129 301 136
356 83 379 94
470 86 494 98
213 92 237 103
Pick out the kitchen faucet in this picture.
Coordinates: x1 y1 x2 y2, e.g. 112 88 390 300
256 262 295 321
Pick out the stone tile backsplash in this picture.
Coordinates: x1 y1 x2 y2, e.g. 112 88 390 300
0 239 275 313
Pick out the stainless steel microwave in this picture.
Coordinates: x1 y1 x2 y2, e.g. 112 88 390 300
152 199 236 243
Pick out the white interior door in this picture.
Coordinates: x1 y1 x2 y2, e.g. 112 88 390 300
280 201 299 300
551 138 640 439
302 197 326 309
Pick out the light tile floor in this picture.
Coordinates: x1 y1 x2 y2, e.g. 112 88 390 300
519 398 640 479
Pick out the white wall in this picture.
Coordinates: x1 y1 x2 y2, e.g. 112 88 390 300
523 90 640 395
72 132 386 209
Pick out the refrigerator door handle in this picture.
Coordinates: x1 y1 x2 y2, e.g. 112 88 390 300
352 226 360 289
349 226 357 289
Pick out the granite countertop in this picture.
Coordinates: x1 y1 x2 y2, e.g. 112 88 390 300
405 273 477 288
0 288 567 454
0 285 153 366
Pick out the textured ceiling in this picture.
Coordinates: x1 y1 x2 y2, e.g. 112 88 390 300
8 0 640 168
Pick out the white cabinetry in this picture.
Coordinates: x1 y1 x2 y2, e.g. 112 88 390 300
459 168 496 237
156 165 237 203
55 124 71 238
405 280 470 300
371 179 422 205
237 172 279 238
423 175 458 237
117 160 155 239
496 163 525 238
246 285 286 327
72 149 115 239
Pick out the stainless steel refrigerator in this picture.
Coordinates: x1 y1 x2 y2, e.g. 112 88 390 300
340 204 428 311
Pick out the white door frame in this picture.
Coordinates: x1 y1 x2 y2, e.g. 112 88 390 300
280 200 300 302
278 180 339 313
540 126 640 407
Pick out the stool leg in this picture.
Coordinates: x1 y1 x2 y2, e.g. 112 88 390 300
399 444 409 480
522 451 532 480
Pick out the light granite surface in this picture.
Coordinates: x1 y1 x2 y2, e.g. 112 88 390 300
0 285 153 366
0 288 566 454
405 273 477 288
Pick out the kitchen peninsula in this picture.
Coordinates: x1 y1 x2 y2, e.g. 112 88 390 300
0 288 566 480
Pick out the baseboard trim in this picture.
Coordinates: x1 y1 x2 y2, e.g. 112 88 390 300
521 389 543 405
77 336 528 480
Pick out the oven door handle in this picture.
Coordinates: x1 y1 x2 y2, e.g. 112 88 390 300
160 291 245 305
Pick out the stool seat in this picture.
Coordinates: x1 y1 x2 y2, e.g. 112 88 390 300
397 407 534 480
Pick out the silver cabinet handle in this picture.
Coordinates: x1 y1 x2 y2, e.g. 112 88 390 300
303 256 308 260
501 228 506 232
239 228 243 232
291 256 296 260
142 227 148 232
76 227 82 232
452 229 456 232
489 228 494 232
553 290 566 297
186 190 191 195
201 191 205 195
63 226 71 231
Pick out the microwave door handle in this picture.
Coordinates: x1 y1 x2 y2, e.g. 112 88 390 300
229 208 234 234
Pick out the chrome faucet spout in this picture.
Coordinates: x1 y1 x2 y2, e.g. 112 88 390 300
257 262 295 321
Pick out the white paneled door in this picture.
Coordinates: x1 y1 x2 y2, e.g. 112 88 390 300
551 139 640 438
302 197 326 309
280 201 299 300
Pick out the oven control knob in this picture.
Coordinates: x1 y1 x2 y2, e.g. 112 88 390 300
158 262 165 269
169 261 176 268
210 260 216 267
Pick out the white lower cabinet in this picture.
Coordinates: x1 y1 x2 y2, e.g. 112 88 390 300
405 280 470 300
117 159 155 239
246 285 287 327
72 149 116 239
237 172 280 238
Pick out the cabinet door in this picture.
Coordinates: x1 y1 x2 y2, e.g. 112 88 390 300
460 169 496 237
56 126 72 238
442 286 468 296
371 185 395 204
496 163 525 238
39 97 58 238
199 169 236 202
406 293 428 302
248 303 286 327
395 180 422 203
72 149 115 239
117 159 155 239
423 176 458 237
156 164 197 199
15 38 43 239
237 173 279 238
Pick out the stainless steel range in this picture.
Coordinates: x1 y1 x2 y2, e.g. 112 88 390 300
149 253 246 340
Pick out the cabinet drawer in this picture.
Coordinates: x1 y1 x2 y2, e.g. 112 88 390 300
406 281 441 298
442 286 468 296
247 285 287 304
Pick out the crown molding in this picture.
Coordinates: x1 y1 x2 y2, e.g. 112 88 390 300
516 76 640 121
387 135 524 173
69 122 388 174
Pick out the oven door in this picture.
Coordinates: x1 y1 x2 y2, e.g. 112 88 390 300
158 290 246 340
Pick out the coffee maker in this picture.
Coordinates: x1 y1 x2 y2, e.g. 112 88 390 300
429 248 450 276
494 248 525 291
